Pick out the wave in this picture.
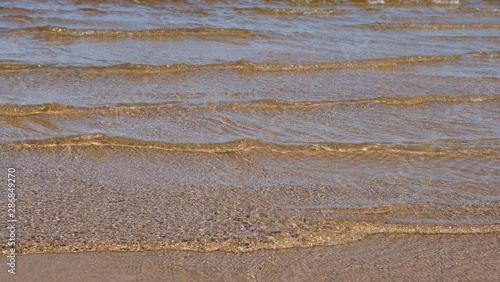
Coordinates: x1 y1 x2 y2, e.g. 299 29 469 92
0 5 38 13
234 7 347 15
432 36 500 42
2 94 498 116
357 94 500 104
308 202 500 219
347 0 461 4
36 0 180 4
350 22 500 30
0 103 78 116
0 62 48 71
92 55 463 72
199 94 500 109
467 51 500 58
0 14 34 22
447 8 500 14
6 134 499 157
281 0 461 6
4 219 499 255
0 54 465 74
78 8 107 14
216 94 500 107
6 25 268 38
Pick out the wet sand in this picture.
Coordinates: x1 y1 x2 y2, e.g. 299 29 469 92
2 233 499 281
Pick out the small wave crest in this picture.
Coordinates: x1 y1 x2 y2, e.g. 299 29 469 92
350 22 500 30
5 219 499 255
0 62 48 71
6 134 499 158
7 25 267 38
2 94 498 117
234 7 347 15
285 0 460 6
447 8 500 14
0 103 76 116
0 54 461 74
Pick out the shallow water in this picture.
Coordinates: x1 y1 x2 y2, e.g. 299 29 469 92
0 0 499 259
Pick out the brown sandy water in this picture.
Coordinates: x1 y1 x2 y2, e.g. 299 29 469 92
0 0 499 280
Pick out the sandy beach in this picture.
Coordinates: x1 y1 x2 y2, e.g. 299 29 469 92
2 233 499 281
1 0 499 280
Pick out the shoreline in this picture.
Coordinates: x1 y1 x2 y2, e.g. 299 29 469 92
2 233 499 281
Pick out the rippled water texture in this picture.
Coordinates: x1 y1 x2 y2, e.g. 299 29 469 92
0 0 499 264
